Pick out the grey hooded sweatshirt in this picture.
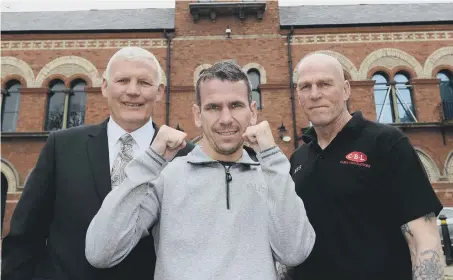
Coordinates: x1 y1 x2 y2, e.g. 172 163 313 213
86 145 315 280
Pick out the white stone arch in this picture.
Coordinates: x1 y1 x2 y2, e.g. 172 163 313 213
1 57 35 87
423 47 453 77
242 63 267 84
293 50 359 83
193 64 212 85
1 159 20 193
358 48 423 79
445 150 453 182
415 148 440 182
35 56 102 87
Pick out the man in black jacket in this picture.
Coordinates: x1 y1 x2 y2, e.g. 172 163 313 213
1 47 194 280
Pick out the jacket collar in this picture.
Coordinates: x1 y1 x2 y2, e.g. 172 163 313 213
187 145 259 166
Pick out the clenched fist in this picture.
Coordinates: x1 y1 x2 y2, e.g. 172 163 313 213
151 125 187 161
242 121 276 153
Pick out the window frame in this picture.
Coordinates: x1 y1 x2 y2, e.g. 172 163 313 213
437 70 453 101
1 80 22 132
67 79 87 129
247 68 262 110
45 79 87 131
372 71 417 123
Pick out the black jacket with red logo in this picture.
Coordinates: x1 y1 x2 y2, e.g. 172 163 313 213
289 111 442 280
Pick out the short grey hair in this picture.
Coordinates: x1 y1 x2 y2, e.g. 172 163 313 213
195 60 252 106
104 47 163 85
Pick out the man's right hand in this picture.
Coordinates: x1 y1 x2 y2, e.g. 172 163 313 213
151 125 187 161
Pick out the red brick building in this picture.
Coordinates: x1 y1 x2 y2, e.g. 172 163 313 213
1 1 453 235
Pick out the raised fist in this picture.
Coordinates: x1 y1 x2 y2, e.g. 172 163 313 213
150 125 187 161
242 121 276 153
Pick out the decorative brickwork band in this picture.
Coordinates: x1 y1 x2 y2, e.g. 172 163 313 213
1 39 168 50
290 31 453 45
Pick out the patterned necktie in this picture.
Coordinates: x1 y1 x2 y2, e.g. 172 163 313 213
111 133 135 188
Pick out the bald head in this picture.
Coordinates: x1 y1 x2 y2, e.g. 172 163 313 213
295 53 345 83
294 53 351 128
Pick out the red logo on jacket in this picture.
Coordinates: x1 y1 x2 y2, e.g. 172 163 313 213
345 152 368 163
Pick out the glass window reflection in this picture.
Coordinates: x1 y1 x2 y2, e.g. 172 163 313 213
1 80 21 132
68 80 86 128
394 73 415 123
372 73 393 123
247 69 261 109
46 80 66 131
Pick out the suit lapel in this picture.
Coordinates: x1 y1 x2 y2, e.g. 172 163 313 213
151 122 159 144
86 118 112 203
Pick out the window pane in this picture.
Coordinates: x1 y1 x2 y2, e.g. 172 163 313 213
395 73 415 123
394 73 409 83
252 90 261 109
372 74 393 123
68 81 86 128
437 72 450 82
438 71 453 102
1 82 21 132
247 70 260 90
395 88 415 122
46 81 66 131
440 81 453 102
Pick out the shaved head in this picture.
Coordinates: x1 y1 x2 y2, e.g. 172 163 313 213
294 53 351 129
295 53 345 83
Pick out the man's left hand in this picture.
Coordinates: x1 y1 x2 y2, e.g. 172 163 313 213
242 121 276 153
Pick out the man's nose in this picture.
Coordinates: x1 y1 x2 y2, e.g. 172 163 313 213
218 107 233 124
308 85 322 99
125 81 140 95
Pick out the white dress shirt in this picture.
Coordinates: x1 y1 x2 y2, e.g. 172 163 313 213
107 117 155 171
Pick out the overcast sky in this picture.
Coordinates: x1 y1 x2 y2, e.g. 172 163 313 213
2 0 452 12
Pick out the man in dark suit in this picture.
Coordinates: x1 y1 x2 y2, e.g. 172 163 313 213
1 47 194 280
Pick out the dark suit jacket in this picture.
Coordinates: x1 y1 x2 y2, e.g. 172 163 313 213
1 119 194 280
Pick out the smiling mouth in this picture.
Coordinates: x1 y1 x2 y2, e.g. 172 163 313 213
217 131 238 136
122 102 144 107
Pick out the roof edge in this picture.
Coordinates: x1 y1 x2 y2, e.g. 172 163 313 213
279 20 453 29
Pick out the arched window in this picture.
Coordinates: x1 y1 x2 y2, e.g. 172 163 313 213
247 69 261 109
45 79 87 130
394 72 415 123
1 80 21 132
372 73 393 124
67 79 87 128
45 80 66 131
437 70 453 121
372 72 416 123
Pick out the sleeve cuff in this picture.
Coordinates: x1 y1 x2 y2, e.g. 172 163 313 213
257 146 281 162
146 147 167 167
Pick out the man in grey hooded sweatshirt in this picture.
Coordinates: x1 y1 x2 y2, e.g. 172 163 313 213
85 61 315 280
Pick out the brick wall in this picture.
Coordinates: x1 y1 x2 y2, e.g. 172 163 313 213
1 2 453 236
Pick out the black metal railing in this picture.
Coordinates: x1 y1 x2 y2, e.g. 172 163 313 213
442 100 453 121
